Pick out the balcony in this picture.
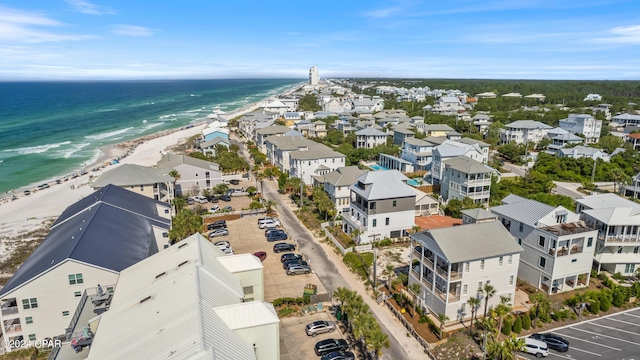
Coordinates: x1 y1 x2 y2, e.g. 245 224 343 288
463 190 491 199
421 275 433 289
599 234 640 243
436 267 448 279
1 306 18 317
410 267 420 280
412 248 422 261
464 178 492 186
450 270 462 281
3 323 21 334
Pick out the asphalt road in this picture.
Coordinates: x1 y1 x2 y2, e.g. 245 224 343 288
520 307 640 359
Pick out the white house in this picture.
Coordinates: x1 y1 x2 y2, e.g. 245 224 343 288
559 114 602 144
352 99 384 112
260 100 289 116
355 127 389 149
288 148 346 184
584 94 602 101
91 164 175 203
557 146 606 160
431 140 484 184
156 154 222 196
0 185 171 352
491 195 598 294
409 222 522 322
440 156 493 204
83 233 279 360
501 120 553 145
546 127 584 151
342 170 416 243
312 166 368 214
400 138 438 171
265 135 324 174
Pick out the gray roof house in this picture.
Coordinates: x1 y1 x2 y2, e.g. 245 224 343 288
440 156 494 204
312 166 368 214
157 154 223 196
355 127 390 149
92 163 175 202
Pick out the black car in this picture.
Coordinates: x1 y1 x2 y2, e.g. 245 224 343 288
207 220 227 231
264 228 281 237
273 242 296 253
314 339 350 356
266 230 288 242
529 333 569 352
206 195 219 203
229 179 240 185
320 351 355 360
283 259 308 269
280 253 302 263
219 195 231 202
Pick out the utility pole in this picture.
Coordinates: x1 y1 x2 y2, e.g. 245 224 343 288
300 182 303 208
369 234 381 290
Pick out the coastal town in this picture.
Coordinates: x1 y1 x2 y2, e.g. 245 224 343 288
3 67 640 360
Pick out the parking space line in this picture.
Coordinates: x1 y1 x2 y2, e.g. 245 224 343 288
572 327 640 346
553 333 621 351
605 317 640 328
546 352 574 359
623 312 640 319
569 347 602 356
589 322 640 336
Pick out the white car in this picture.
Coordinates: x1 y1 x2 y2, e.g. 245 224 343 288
213 240 230 247
193 196 207 204
259 219 281 229
217 244 234 255
523 337 549 358
210 205 220 213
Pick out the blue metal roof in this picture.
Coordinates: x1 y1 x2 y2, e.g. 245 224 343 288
0 185 170 297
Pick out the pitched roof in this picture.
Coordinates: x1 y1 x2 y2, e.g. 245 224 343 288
92 164 174 188
576 193 640 215
256 125 292 135
501 194 529 204
0 185 170 297
156 154 220 171
424 124 455 132
443 156 491 174
355 127 389 136
200 137 230 148
434 140 480 157
490 198 555 227
413 222 522 263
350 170 415 200
456 137 490 148
461 208 498 220
504 120 553 129
322 166 368 187
289 149 345 160
559 146 603 157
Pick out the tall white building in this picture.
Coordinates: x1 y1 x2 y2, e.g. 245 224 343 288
309 66 319 86
558 114 602 144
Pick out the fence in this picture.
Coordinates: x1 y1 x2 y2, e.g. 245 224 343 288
321 221 373 255
384 298 438 359
416 184 440 194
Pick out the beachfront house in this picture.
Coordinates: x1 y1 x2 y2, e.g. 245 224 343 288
440 156 493 204
79 233 279 360
491 195 598 294
312 166 368 215
575 193 640 275
355 127 389 149
342 170 416 243
91 163 175 203
0 185 171 353
202 126 230 143
238 113 275 139
200 137 230 157
156 154 222 196
409 222 522 322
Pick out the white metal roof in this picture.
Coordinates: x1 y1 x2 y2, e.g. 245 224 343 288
214 301 279 330
217 253 263 273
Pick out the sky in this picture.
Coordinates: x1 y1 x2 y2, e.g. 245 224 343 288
1 0 640 80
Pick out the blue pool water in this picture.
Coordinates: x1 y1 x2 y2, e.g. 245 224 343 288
407 179 421 186
369 164 389 171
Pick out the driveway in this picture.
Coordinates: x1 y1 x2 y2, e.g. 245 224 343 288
280 311 351 360
520 307 640 359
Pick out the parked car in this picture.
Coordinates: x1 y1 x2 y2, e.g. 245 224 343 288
259 219 281 229
305 321 336 337
209 229 229 238
253 251 267 262
283 259 308 269
320 351 355 360
266 230 288 242
207 220 227 230
273 242 296 253
314 339 350 356
280 253 302 263
523 337 549 358
258 216 276 224
264 228 282 237
193 195 208 204
222 206 233 212
206 195 219 203
213 240 230 248
286 264 311 275
217 245 234 255
234 187 244 193
229 179 240 185
186 197 195 205
210 206 221 213
529 333 569 352
219 195 231 202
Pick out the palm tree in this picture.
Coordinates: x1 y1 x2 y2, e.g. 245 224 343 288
411 225 421 234
504 335 526 359
529 292 550 328
384 264 395 291
408 283 421 315
263 199 277 214
493 296 512 337
437 313 449 339
467 297 481 334
483 283 497 318
351 228 362 244
333 287 354 307
366 328 390 360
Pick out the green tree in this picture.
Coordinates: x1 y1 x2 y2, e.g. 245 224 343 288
384 264 395 291
483 283 497 318
521 311 531 330
278 173 288 193
249 201 263 209
529 293 550 328
437 313 449 339
366 328 390 360
298 94 322 112
501 317 512 336
504 335 526 359
467 296 482 334
168 208 203 243
264 199 277 214
246 186 257 196
493 296 512 337
512 316 522 334
597 135 624 153
213 183 229 195
173 196 187 211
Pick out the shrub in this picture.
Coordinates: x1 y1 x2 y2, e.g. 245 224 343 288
521 312 531 330
512 316 522 334
588 300 600 315
539 310 551 323
613 272 625 281
551 309 569 321
501 318 512 336
600 292 612 312
612 288 626 307
419 315 428 324
591 269 598 278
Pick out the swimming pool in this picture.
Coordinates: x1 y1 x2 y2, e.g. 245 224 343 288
369 164 389 171
407 178 421 187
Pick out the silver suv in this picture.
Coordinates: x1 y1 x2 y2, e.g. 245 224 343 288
305 321 336 337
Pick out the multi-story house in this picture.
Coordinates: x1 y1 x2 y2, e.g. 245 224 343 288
422 124 455 137
237 112 275 139
156 154 222 196
355 128 389 149
546 127 584 151
557 146 606 160
312 166 368 214
352 99 384 112
576 193 640 275
265 135 324 173
491 195 598 294
342 170 416 243
393 128 415 145
255 125 292 153
623 172 640 199
409 222 522 322
288 148 346 184
92 164 175 203
500 120 553 145
0 185 171 352
431 140 484 184
611 113 640 127
456 138 490 164
559 114 602 144
400 138 438 171
440 156 493 204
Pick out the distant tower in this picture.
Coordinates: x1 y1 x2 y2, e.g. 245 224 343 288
309 66 319 86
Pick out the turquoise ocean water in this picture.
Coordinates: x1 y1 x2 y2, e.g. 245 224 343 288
0 79 301 193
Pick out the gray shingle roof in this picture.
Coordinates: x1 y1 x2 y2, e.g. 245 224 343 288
457 137 490 148
355 128 389 136
490 198 554 227
443 156 490 174
255 125 292 135
92 164 174 188
289 149 345 160
413 222 522 263
322 166 368 187
157 154 220 171
0 185 170 297
350 170 415 200
461 208 498 220
504 120 553 130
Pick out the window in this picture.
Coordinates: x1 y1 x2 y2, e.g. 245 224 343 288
62 311 69 317
539 257 546 269
463 284 468 295
385 217 390 226
464 262 470 272
499 256 504 267
22 298 38 310
538 236 546 247
587 237 593 247
372 219 377 227
571 259 577 263
28 334 36 341
68 273 83 285
25 317 33 325
393 200 397 207
508 255 513 265
625 264 636 273
74 291 81 297
140 185 144 191
478 281 483 291
519 222 524 232
243 286 254 296
517 238 522 245
480 260 485 270
509 275 514 285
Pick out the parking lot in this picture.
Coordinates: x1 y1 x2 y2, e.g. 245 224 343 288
520 307 640 359
280 311 351 360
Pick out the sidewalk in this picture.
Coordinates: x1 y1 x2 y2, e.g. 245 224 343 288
269 183 428 358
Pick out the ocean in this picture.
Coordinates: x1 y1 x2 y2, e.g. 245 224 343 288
0 79 301 194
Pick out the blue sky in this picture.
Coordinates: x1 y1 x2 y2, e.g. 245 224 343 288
1 0 640 80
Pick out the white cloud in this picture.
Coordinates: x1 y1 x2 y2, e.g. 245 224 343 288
364 7 402 19
0 6 61 26
0 7 93 43
64 0 115 15
593 25 640 43
111 25 153 37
